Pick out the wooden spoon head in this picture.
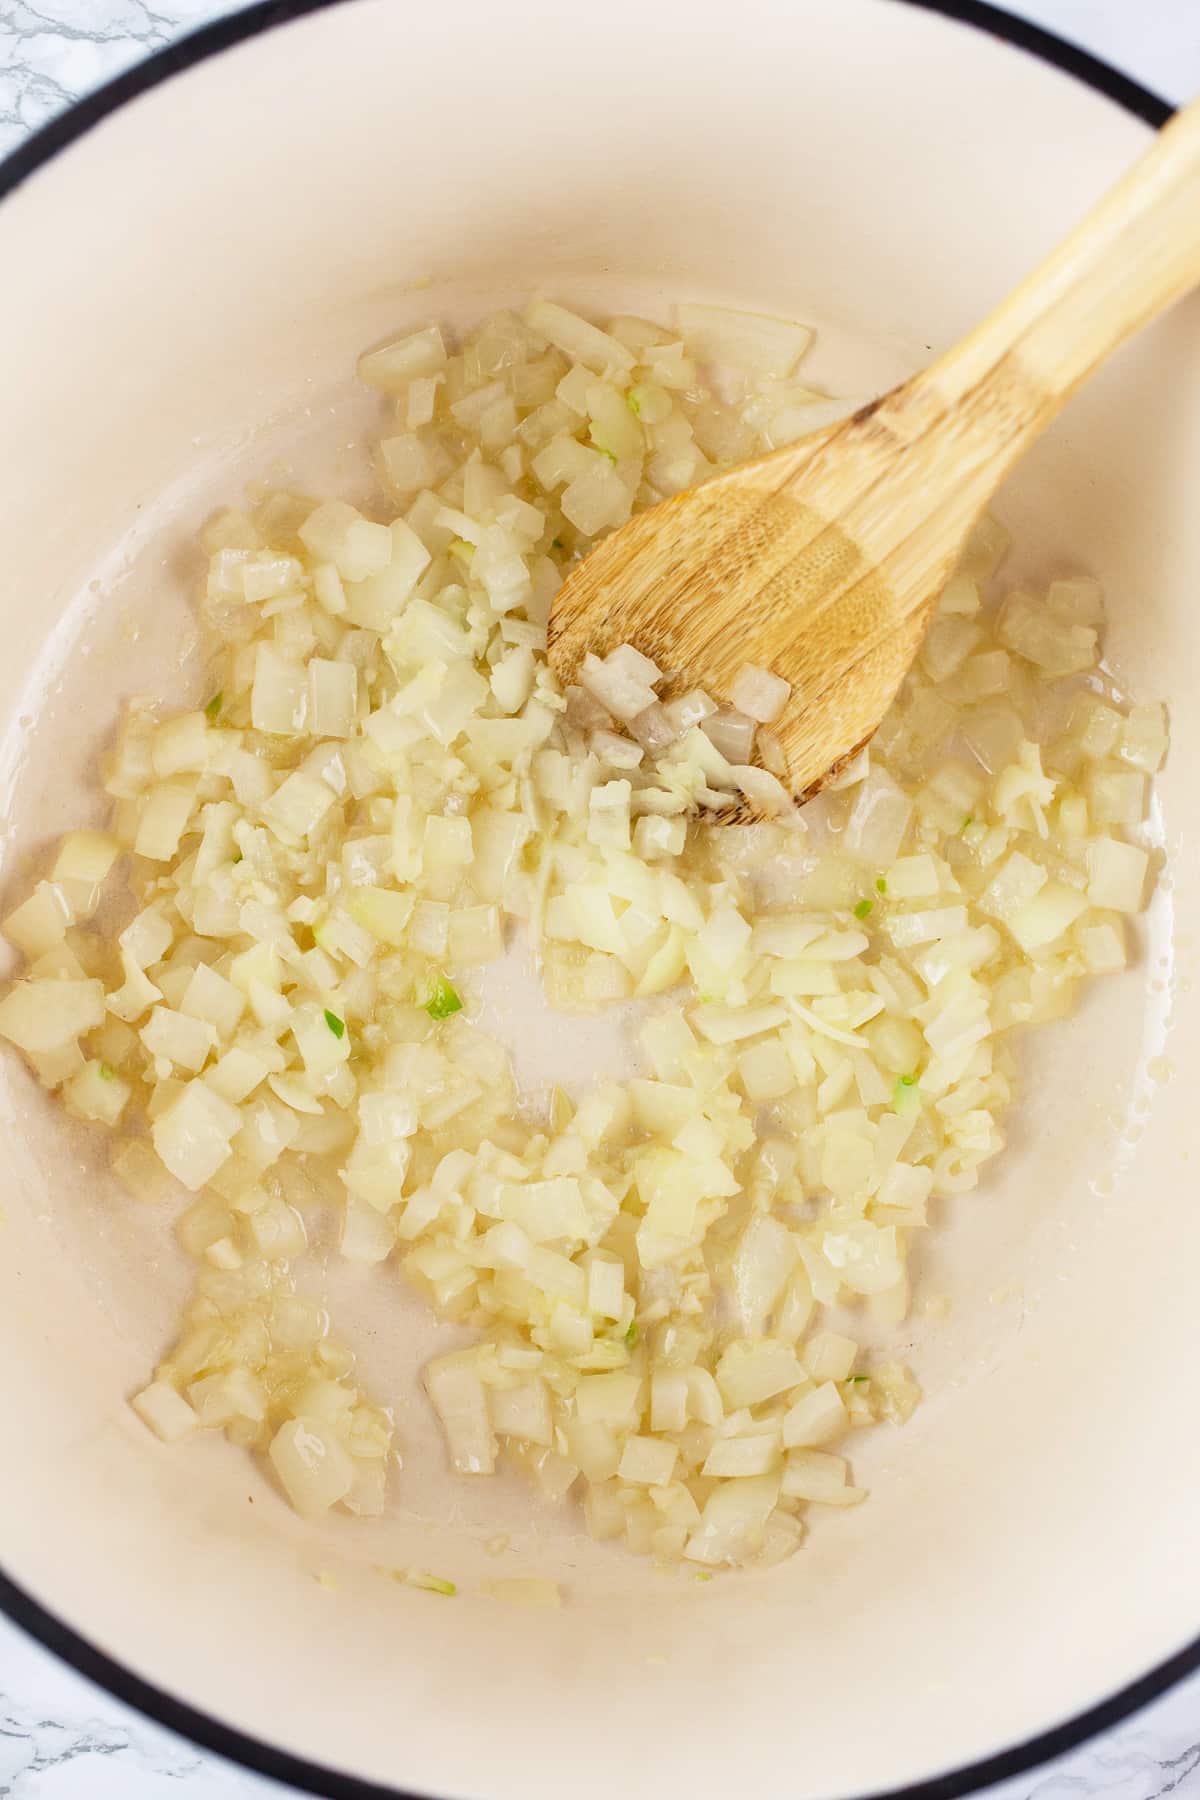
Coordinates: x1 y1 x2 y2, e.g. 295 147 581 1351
547 412 950 814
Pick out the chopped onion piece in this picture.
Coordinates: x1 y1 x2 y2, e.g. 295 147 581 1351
684 1474 781 1566
731 664 791 724
152 1080 241 1191
677 304 812 377
269 1417 354 1517
730 764 792 816
426 1354 496 1474
782 1383 847 1448
524 300 635 376
1086 837 1148 912
702 709 757 765
132 1382 199 1444
0 978 104 1054
358 326 447 392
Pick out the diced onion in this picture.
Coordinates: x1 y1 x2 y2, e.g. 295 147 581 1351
731 664 791 724
0 297 1165 1575
268 1417 354 1517
132 1381 199 1443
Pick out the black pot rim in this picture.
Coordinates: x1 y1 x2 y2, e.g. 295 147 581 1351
0 3 1181 1798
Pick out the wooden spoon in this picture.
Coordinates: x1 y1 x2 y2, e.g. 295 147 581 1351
547 96 1200 811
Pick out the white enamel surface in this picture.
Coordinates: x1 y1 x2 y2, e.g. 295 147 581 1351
0 3 1198 1798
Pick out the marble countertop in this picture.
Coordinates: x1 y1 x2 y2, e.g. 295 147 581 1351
0 0 1199 1795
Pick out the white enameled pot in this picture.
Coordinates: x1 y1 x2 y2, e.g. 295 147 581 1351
0 4 1195 1797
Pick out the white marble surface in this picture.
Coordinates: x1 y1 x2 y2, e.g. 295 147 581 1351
0 1 1198 1796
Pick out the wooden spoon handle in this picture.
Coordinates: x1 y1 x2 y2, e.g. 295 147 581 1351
790 95 1200 588
914 93 1200 445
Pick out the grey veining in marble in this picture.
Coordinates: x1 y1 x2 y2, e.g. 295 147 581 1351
0 1614 279 1795
0 0 1198 1794
0 0 216 156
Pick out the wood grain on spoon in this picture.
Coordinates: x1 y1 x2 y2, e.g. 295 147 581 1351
548 94 1200 812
